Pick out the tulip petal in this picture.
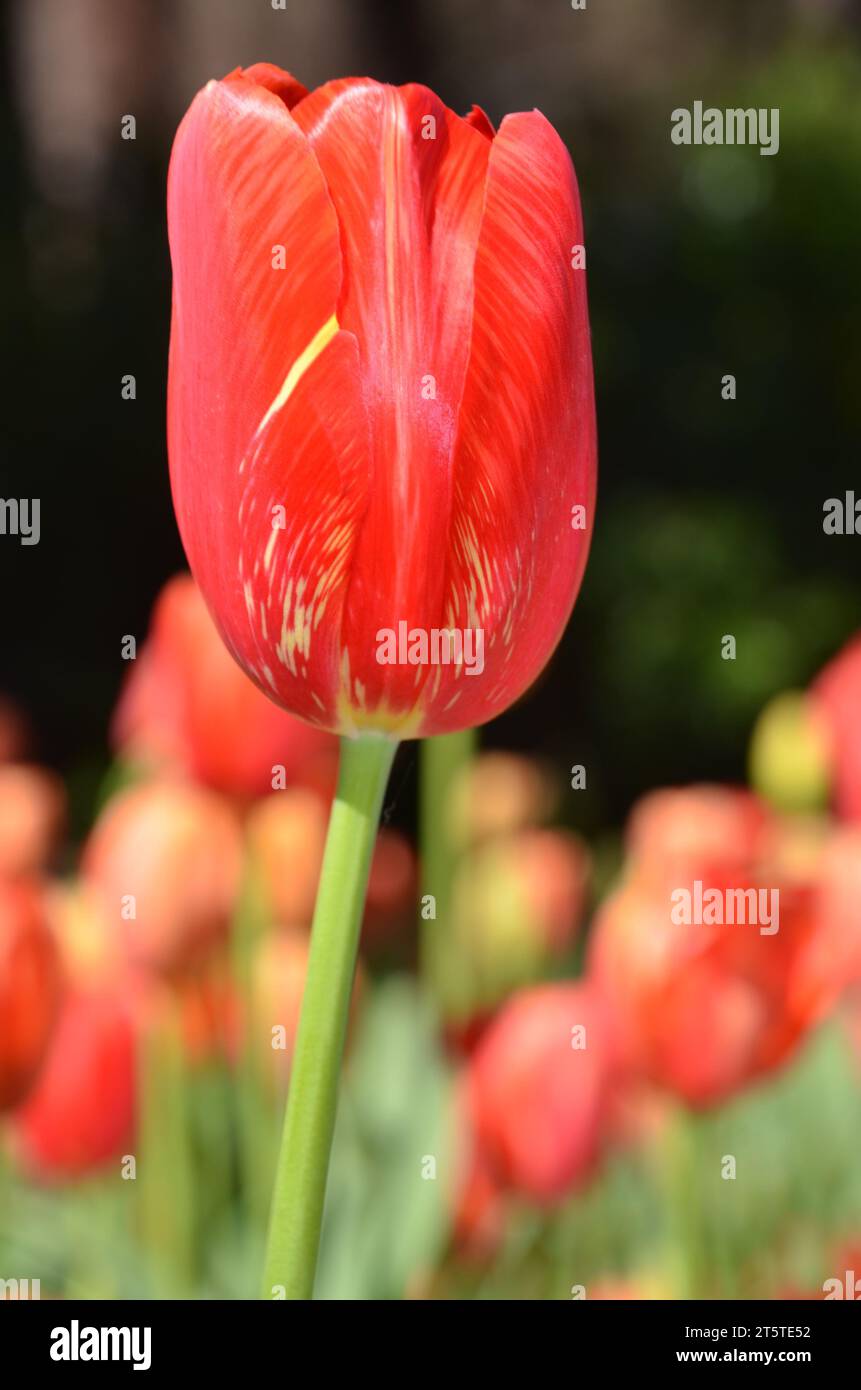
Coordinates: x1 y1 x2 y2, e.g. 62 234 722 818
464 104 495 139
239 63 308 108
167 72 371 727
292 80 491 727
424 111 596 734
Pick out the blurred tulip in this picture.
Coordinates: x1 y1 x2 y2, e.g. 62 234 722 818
83 781 242 975
46 879 122 989
167 65 596 737
0 879 61 1110
0 764 65 878
626 784 771 890
465 979 616 1202
178 972 239 1065
112 574 335 798
452 1115 506 1260
246 789 329 928
811 632 861 822
448 752 558 848
590 786 857 1107
362 828 417 944
444 828 589 1020
13 989 136 1179
796 824 861 1020
249 930 310 1090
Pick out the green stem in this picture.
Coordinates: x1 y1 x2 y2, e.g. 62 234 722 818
261 732 398 1299
138 993 196 1296
419 730 477 994
231 864 278 1233
664 1104 708 1299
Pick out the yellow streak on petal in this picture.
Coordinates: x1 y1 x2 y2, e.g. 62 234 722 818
256 314 340 437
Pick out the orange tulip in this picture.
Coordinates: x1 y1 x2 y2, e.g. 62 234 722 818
447 752 558 848
249 931 310 1090
113 574 336 798
82 780 242 975
0 765 65 879
246 789 329 929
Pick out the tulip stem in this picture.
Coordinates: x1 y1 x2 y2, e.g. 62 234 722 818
419 730 476 993
261 732 398 1299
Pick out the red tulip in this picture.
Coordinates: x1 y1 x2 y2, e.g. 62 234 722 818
167 65 596 737
113 574 335 798
13 989 136 1179
589 787 856 1107
811 633 861 822
82 781 243 976
0 879 61 1110
466 979 616 1202
797 824 861 1020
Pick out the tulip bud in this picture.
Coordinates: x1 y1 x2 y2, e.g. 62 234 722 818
625 784 771 891
811 633 861 823
443 829 589 1020
112 573 336 798
0 880 61 1110
167 67 596 737
0 764 65 879
447 752 558 848
12 989 136 1179
748 691 830 815
82 781 243 976
466 980 616 1202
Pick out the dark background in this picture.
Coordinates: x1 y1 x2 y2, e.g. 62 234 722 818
1 0 859 835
